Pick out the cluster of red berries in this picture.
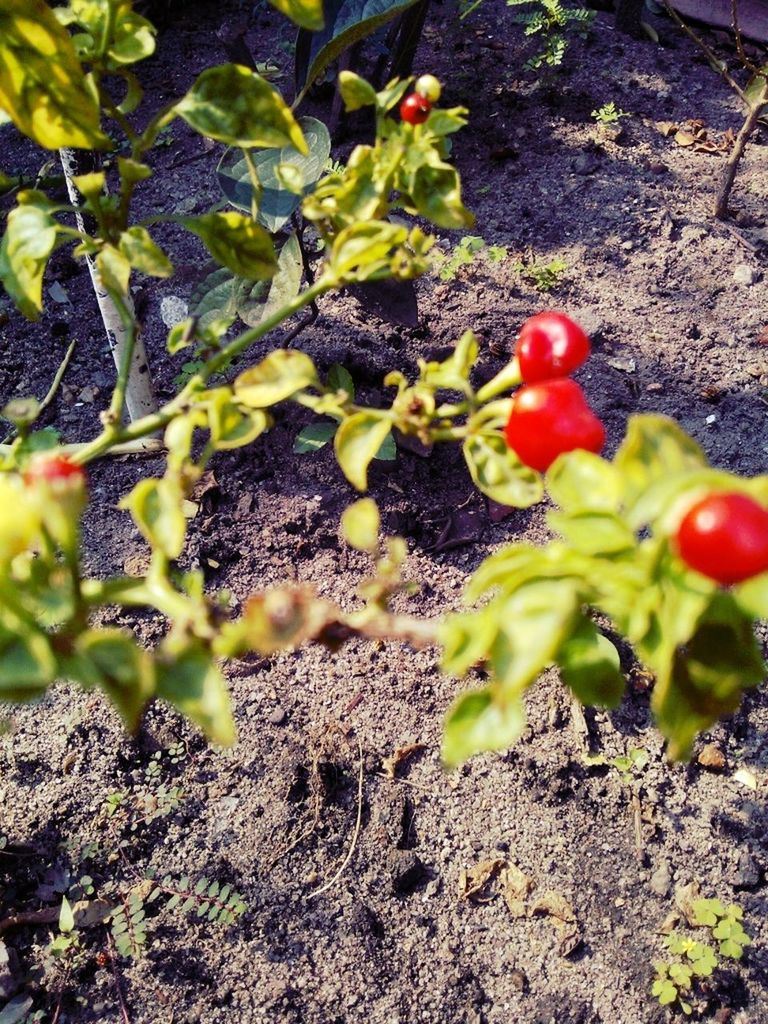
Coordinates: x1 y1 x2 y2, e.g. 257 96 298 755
502 312 768 585
399 75 441 125
504 311 604 473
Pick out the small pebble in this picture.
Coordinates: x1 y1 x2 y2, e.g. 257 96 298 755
697 743 726 770
268 706 287 725
733 264 759 286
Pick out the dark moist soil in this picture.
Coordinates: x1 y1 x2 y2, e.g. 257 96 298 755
1 2 767 1022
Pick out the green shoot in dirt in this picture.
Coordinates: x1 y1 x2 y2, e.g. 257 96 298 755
507 0 595 70
514 254 567 291
652 899 751 1015
433 235 508 281
591 101 630 126
583 746 648 784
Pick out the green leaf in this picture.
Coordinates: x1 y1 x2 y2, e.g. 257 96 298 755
327 363 355 399
341 497 380 552
614 414 706 522
652 594 765 760
651 978 678 1006
0 200 57 319
206 391 269 450
338 70 378 111
557 616 624 707
96 244 131 297
183 212 277 280
329 221 408 281
188 266 240 332
734 572 768 620
120 478 187 559
408 158 474 230
235 349 318 408
156 647 236 746
546 450 622 514
267 0 324 30
59 895 75 935
67 628 155 730
375 431 396 461
440 605 499 678
0 628 57 700
294 421 337 453
176 64 307 152
547 510 635 556
217 118 330 233
236 231 303 327
0 0 110 149
334 412 394 490
119 226 173 278
463 433 543 508
442 686 525 767
294 0 422 105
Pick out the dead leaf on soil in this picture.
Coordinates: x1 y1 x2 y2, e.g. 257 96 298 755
658 119 734 154
381 743 425 780
529 890 581 956
733 767 758 790
458 858 506 902
674 880 702 926
606 356 636 373
659 909 682 935
500 862 534 918
655 121 676 137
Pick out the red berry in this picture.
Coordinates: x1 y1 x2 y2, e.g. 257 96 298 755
675 492 768 585
515 311 591 383
399 93 432 125
23 454 86 486
504 378 605 473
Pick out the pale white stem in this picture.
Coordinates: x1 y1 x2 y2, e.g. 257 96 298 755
58 149 157 422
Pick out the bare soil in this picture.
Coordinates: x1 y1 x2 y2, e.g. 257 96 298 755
1 2 767 1022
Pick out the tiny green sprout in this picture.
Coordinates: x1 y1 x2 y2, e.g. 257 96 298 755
513 255 567 292
591 101 630 126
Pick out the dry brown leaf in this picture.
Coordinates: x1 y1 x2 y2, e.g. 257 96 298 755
529 890 581 956
658 909 682 935
655 121 677 137
697 743 726 770
458 858 506 902
675 130 696 147
381 743 425 780
500 863 534 918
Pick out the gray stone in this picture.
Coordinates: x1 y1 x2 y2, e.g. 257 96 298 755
160 295 189 328
650 860 672 896
733 264 760 286
268 705 287 725
729 850 761 890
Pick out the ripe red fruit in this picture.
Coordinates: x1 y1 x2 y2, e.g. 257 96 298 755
399 92 432 125
504 378 605 472
515 311 591 383
675 492 768 585
23 454 85 486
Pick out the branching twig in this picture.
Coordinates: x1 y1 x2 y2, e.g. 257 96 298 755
662 1 746 101
107 930 132 1024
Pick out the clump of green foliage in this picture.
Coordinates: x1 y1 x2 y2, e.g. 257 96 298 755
591 101 630 126
652 899 751 1015
507 0 595 70
432 235 508 281
513 254 567 291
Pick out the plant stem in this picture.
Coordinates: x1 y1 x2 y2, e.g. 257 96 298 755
714 83 768 219
661 1 746 102
72 277 331 465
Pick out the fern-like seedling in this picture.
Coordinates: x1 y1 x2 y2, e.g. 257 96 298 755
111 890 148 958
149 875 247 926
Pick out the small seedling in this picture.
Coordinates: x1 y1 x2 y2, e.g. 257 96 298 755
433 235 508 281
584 746 649 783
591 101 630 126
513 255 567 291
507 0 595 71
651 898 751 1015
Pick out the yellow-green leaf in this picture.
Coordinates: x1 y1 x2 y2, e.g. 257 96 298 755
341 497 380 552
176 64 308 152
120 478 187 559
183 212 277 280
234 350 318 408
334 412 393 491
0 200 57 319
119 226 173 278
96 243 131 296
157 647 236 746
0 0 110 149
463 433 543 508
267 0 324 30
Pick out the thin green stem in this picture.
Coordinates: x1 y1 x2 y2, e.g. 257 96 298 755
104 291 138 430
72 276 332 465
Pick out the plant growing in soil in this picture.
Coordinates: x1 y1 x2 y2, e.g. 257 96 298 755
652 898 751 1016
591 101 630 127
0 0 767 782
506 0 595 71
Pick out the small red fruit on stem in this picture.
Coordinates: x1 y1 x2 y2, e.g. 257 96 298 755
400 93 432 125
504 378 605 472
675 492 768 585
515 311 591 383
23 454 86 486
